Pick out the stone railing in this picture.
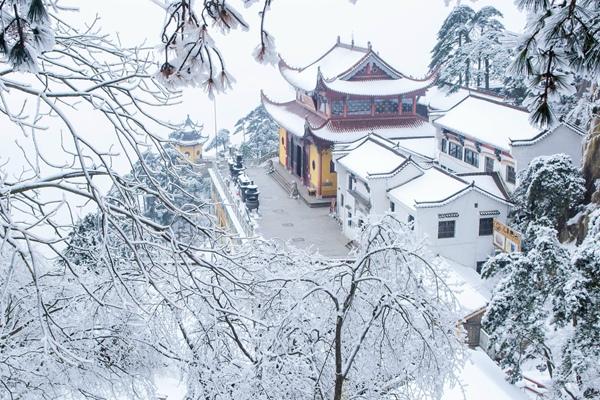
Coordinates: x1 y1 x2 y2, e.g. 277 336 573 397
209 162 255 239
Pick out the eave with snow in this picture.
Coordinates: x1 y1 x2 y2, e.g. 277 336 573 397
263 38 436 198
432 94 586 190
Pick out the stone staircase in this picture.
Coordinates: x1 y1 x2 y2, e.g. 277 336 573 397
269 165 293 194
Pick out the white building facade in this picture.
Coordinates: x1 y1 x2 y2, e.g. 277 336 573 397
335 135 512 270
432 95 585 191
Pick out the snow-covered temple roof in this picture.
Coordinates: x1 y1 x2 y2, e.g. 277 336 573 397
319 73 436 97
433 95 540 151
279 39 434 95
279 41 369 92
169 116 208 146
261 92 436 144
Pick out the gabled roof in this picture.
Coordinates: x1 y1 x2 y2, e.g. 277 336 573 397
279 39 434 95
336 135 409 180
279 41 369 92
261 92 437 144
433 95 541 151
388 166 511 210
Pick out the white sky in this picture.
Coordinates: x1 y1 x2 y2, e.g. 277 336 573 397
77 0 527 137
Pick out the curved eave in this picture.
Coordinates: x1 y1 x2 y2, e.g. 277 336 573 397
318 74 435 98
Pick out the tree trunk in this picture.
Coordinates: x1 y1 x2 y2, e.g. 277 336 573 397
477 57 481 87
333 315 344 400
465 59 471 88
485 58 490 90
583 109 600 204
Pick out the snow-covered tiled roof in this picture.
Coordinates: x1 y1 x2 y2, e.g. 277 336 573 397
261 94 327 138
337 136 407 180
279 42 369 92
434 256 491 315
321 74 435 97
433 95 540 151
388 167 470 210
393 136 437 160
458 173 510 202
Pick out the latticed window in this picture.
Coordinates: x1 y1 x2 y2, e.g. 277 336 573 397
402 97 414 112
375 98 399 114
347 99 371 115
332 100 344 116
438 220 456 239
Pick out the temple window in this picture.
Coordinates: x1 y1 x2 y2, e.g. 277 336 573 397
402 97 414 113
347 99 371 115
332 100 344 116
375 98 399 114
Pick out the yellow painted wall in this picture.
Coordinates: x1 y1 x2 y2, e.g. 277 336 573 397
175 143 204 163
278 128 287 166
308 143 320 190
320 148 337 197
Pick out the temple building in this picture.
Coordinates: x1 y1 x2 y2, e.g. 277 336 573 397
262 38 436 198
169 116 209 163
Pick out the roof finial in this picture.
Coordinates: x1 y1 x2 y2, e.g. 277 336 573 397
367 41 372 50
336 35 340 44
351 32 354 47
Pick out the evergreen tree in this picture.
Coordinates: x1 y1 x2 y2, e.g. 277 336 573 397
556 209 600 399
510 154 585 234
234 104 279 160
131 148 211 227
206 128 230 153
482 224 572 383
431 5 523 97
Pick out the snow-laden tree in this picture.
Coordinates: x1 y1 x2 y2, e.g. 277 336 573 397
510 154 585 234
133 148 211 226
205 128 230 153
482 224 572 386
555 209 600 399
511 0 600 128
235 104 279 160
430 5 524 97
173 216 462 400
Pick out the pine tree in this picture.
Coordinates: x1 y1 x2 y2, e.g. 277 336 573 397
234 104 279 160
555 209 600 399
482 224 572 383
431 5 521 97
510 154 585 234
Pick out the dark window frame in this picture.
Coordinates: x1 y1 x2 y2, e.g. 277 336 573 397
464 148 479 167
506 165 516 184
448 141 463 160
479 217 494 236
390 201 395 212
485 156 494 173
438 220 456 239
441 138 447 153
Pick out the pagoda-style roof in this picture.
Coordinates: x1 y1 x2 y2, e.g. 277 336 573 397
261 92 436 144
279 38 435 96
169 116 208 146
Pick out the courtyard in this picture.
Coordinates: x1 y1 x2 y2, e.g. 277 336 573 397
245 166 349 258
